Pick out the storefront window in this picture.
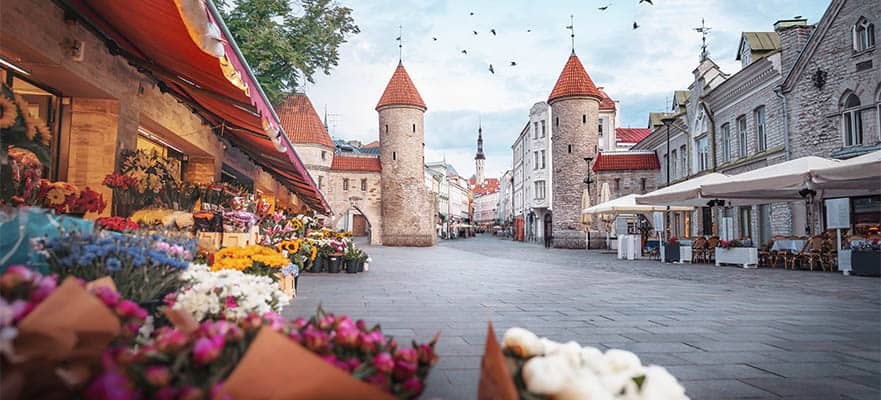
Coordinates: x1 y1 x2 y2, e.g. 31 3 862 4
2 69 65 179
852 195 880 235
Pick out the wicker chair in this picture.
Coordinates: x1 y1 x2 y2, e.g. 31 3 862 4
692 237 707 263
759 236 780 268
706 236 720 263
784 238 809 270
797 236 827 271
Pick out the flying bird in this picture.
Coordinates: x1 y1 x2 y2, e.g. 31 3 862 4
461 49 468 54
527 29 532 32
488 64 495 74
473 30 478 35
633 21 640 30
469 12 474 15
640 0 653 4
490 28 497 35
509 61 517 66
598 3 610 10
432 37 438 41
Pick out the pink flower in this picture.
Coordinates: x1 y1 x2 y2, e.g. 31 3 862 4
30 275 58 303
402 377 424 395
156 328 188 352
395 347 418 365
211 382 232 400
318 315 335 330
10 299 34 322
293 317 308 329
93 287 120 308
115 300 140 319
346 357 362 371
393 359 418 380
134 307 148 321
366 372 390 389
334 325 360 348
177 386 204 400
224 296 238 309
125 322 141 336
4 265 34 282
417 343 437 365
372 352 394 374
83 371 137 400
153 387 178 400
153 242 171 252
356 319 367 332
302 326 330 353
144 365 171 386
192 337 223 365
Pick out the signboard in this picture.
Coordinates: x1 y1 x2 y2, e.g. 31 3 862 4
825 198 851 229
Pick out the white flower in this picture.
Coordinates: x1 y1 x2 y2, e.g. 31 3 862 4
173 264 289 322
580 346 606 372
637 366 689 400
558 369 615 400
598 349 645 395
522 354 575 395
502 327 545 357
544 340 582 369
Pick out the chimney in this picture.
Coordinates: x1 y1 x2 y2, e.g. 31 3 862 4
775 18 814 75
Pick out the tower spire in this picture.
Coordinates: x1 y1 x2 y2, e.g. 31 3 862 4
693 18 712 62
397 25 403 63
566 14 576 54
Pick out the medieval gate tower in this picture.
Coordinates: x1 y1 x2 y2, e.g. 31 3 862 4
548 52 601 249
376 62 437 246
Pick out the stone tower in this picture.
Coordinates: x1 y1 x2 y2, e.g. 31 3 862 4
548 52 601 249
475 123 486 186
278 93 334 196
376 62 436 246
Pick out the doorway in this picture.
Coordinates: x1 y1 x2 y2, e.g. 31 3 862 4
352 214 368 236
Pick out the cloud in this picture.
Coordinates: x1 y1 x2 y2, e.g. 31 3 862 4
306 0 828 180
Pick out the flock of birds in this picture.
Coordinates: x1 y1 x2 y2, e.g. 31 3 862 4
399 0 655 75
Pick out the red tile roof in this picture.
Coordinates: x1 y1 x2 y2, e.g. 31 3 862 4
376 63 426 111
616 128 652 143
363 140 380 148
473 178 500 195
548 54 602 103
592 152 660 172
598 88 616 111
330 155 382 172
277 94 334 148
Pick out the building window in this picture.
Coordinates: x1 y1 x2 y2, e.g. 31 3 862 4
412 124 416 132
720 123 731 162
696 137 709 171
540 120 546 137
640 178 647 193
582 114 586 124
533 122 539 139
318 176 323 190
385 124 388 133
662 154 668 183
739 206 752 238
853 17 876 51
393 151 396 160
361 178 367 191
737 116 748 157
754 106 766 151
540 150 546 169
598 120 603 136
679 145 687 177
321 151 327 160
567 144 572 153
535 180 546 199
533 151 539 170
671 149 678 178
343 178 349 191
614 178 620 191
842 93 863 147
555 117 559 127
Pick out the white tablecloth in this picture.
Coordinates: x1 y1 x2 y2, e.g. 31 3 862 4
617 235 640 260
771 239 806 253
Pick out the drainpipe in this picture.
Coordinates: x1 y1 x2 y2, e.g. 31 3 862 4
774 86 790 161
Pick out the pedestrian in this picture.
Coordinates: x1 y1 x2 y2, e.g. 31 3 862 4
544 233 552 248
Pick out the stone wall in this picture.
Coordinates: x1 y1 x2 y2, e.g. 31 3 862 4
326 170 382 245
594 169 659 201
550 96 600 249
786 0 881 161
378 105 436 246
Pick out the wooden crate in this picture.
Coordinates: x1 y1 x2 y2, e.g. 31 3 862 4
221 227 259 248
197 232 222 250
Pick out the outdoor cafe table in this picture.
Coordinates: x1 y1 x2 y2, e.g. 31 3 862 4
617 234 640 260
771 239 806 253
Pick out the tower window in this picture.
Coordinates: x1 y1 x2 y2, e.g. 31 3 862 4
343 178 349 191
361 178 367 191
393 152 396 160
385 125 388 133
582 114 586 124
640 178 647 193
321 151 326 160
567 144 572 154
318 176 323 190
555 117 559 127
412 124 416 132
614 178 621 191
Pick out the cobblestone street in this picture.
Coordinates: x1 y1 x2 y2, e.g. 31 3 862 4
286 235 881 399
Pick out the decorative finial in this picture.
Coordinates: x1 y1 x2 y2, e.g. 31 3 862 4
566 14 575 54
397 25 403 63
693 18 712 62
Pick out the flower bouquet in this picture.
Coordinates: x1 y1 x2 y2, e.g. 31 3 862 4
259 212 298 245
1 266 148 398
165 264 289 322
479 324 688 400
64 186 108 216
42 231 195 304
103 172 142 217
211 245 291 280
86 308 438 399
222 210 257 233
95 216 140 232
2 147 44 207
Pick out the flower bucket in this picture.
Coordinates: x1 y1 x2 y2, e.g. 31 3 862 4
344 259 358 273
356 260 364 273
311 256 326 273
327 256 342 273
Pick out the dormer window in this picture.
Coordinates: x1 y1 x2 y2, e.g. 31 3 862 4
853 17 876 51
740 42 752 67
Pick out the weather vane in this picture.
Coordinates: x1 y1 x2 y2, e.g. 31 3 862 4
396 25 403 62
693 18 712 61
566 14 575 53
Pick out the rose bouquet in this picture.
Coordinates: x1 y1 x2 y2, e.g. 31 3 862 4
491 326 688 400
85 309 439 399
65 186 108 215
211 245 291 279
42 231 195 303
96 216 140 232
165 264 289 322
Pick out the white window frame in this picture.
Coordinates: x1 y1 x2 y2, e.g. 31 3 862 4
540 150 546 169
540 120 546 138
535 180 546 200
842 94 863 147
754 106 767 152
720 123 731 163
737 116 748 158
853 17 876 51
671 149 678 178
680 145 687 177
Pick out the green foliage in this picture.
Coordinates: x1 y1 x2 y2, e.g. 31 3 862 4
218 0 359 105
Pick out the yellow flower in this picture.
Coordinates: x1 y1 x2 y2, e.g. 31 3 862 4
46 188 66 206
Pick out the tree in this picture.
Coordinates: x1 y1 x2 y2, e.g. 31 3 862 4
218 0 359 106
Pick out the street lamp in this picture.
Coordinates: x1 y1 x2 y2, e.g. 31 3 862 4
661 116 676 240
584 156 594 250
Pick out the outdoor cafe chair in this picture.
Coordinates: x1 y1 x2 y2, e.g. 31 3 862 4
692 237 707 263
784 239 809 270
796 236 827 271
706 236 720 263
759 237 778 268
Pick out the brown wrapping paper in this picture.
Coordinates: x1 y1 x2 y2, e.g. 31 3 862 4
223 328 396 400
162 306 199 334
477 322 518 400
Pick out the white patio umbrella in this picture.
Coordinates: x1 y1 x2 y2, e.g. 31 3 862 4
812 150 881 195
583 194 693 215
701 156 841 201
581 188 592 225
636 173 732 206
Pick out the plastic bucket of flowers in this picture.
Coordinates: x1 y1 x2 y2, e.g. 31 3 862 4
327 254 343 273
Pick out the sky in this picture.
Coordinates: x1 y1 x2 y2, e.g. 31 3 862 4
304 0 829 180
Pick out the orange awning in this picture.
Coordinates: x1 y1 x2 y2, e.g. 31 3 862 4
63 0 330 214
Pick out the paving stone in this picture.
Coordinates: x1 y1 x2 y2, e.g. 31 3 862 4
285 236 881 399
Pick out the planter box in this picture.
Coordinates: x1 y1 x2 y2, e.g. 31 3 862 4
851 250 880 277
663 245 680 263
221 226 258 248
715 247 758 268
197 232 222 250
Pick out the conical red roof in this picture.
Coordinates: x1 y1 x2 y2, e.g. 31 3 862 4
548 53 601 103
277 94 334 148
376 63 426 111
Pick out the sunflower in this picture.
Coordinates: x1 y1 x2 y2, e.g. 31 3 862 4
45 188 66 206
0 97 17 129
290 219 304 232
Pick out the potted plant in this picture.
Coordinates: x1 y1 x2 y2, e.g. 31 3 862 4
343 242 361 274
357 251 368 272
326 239 346 273
663 237 680 263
